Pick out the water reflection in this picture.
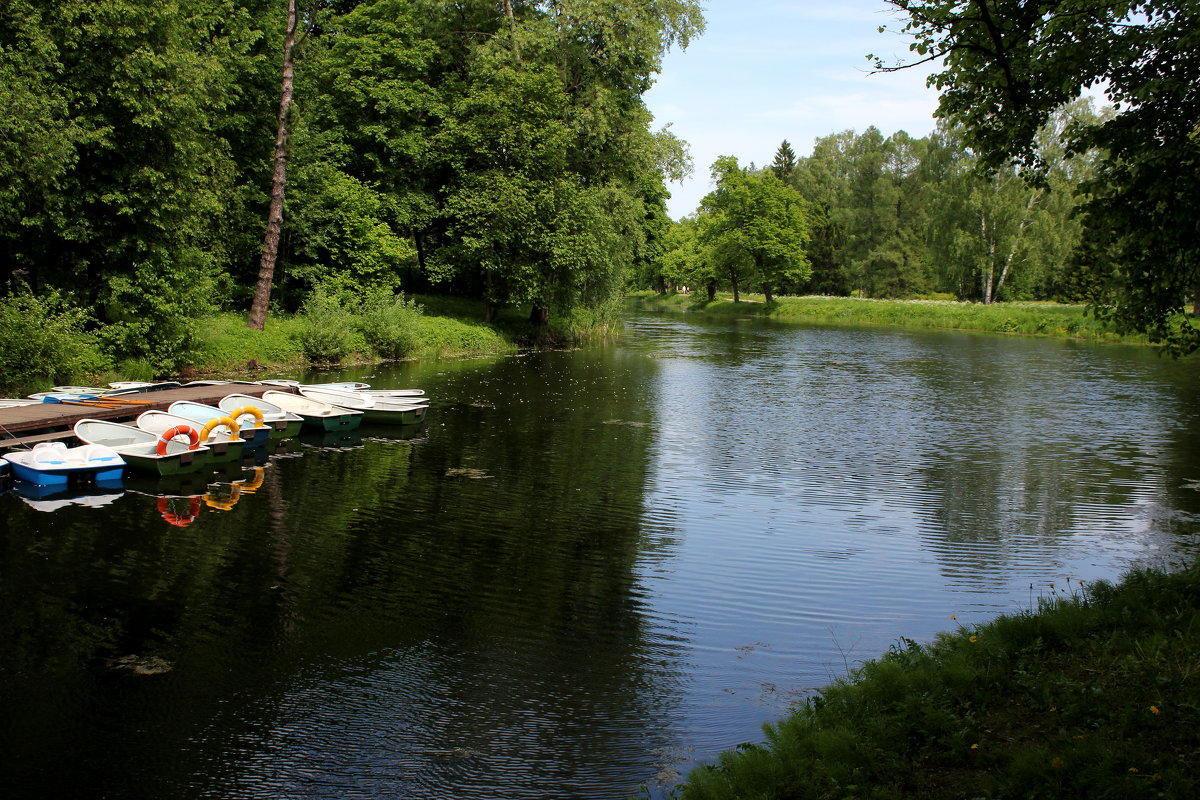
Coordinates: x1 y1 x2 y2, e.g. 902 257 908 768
1 316 1198 798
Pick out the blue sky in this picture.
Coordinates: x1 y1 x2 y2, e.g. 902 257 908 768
643 0 942 219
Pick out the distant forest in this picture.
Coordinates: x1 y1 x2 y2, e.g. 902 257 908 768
652 101 1103 307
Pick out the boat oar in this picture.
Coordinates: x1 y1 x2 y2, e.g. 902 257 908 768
40 397 124 410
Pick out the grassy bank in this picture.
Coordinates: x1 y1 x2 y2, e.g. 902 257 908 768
187 299 518 377
1 294 612 395
678 565 1200 799
630 292 1155 345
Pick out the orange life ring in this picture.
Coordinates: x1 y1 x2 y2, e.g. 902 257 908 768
157 424 200 456
157 496 202 526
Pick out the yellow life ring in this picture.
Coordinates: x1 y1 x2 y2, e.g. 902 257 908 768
230 405 265 428
199 415 239 441
242 467 266 492
204 483 243 511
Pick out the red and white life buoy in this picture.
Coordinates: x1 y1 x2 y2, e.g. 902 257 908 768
156 425 200 456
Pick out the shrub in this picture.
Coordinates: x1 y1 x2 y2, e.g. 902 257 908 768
0 293 111 394
356 290 424 360
293 286 358 364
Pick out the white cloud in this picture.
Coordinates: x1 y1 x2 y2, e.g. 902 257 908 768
645 0 943 218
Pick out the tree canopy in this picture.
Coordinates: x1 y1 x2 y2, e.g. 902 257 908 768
879 0 1200 353
0 0 704 369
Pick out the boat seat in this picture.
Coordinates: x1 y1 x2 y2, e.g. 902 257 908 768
76 444 123 463
31 442 69 465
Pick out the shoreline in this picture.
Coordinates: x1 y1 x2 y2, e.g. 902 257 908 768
628 292 1158 347
678 563 1200 799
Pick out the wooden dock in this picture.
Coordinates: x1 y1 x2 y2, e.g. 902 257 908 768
0 384 291 451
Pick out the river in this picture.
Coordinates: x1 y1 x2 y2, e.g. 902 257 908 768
2 312 1198 798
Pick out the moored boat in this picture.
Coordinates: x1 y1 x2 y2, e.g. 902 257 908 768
74 418 210 476
217 393 303 440
169 400 271 447
1 441 125 487
260 390 364 431
260 379 372 391
136 410 246 464
298 386 429 426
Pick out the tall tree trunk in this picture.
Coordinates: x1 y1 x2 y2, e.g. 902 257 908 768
762 284 773 304
732 278 740 302
502 0 521 62
981 208 994 304
529 304 549 325
706 278 716 302
247 0 298 331
995 191 1038 302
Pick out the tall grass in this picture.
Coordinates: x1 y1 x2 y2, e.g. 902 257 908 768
630 292 1153 345
679 566 1200 799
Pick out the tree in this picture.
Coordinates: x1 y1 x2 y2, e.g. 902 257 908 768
1 0 272 371
771 139 797 179
700 156 810 303
434 0 704 324
248 0 299 330
880 0 1200 353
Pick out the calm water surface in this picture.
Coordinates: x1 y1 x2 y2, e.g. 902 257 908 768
2 313 1199 798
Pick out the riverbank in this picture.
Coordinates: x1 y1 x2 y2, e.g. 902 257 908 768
678 564 1200 799
1 294 615 396
186 298 518 378
629 291 1155 345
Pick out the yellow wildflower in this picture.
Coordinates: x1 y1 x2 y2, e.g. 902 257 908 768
1150 705 1161 715
970 743 979 750
969 635 978 643
1129 767 1139 773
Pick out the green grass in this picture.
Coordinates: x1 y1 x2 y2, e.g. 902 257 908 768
184 299 528 378
678 566 1200 799
189 312 310 374
629 292 1154 345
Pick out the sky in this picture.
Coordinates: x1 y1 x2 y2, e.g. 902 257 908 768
643 0 943 219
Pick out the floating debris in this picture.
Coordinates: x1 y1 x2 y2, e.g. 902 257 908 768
602 419 649 428
445 467 492 479
108 654 174 676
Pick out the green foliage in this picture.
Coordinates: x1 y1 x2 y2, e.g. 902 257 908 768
355 290 424 360
699 156 810 301
287 163 419 299
681 566 1200 799
0 293 111 394
882 0 1200 354
2 0 706 346
293 286 362 364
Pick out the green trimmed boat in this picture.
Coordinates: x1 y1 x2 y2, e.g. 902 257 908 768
74 419 210 476
260 390 364 432
298 387 429 426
